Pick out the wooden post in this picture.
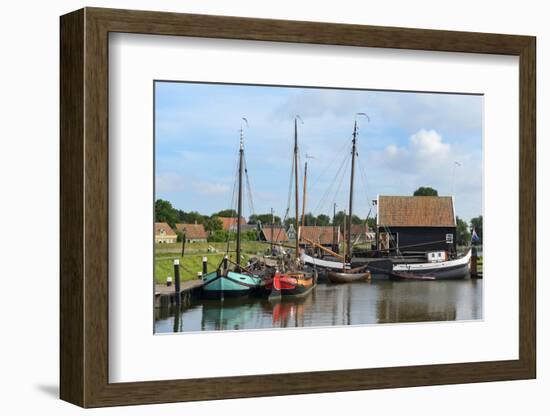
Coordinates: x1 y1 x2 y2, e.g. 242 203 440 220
223 255 228 270
173 259 181 305
470 245 478 278
181 232 186 257
173 305 181 333
202 256 208 275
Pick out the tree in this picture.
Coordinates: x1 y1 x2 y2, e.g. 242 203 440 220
456 217 470 246
351 215 363 225
284 217 296 228
366 216 377 230
413 186 438 196
242 229 258 241
207 230 230 242
303 212 316 226
248 213 281 226
203 217 223 233
155 199 178 227
212 209 238 218
316 214 331 226
332 210 363 226
470 215 483 244
177 210 204 225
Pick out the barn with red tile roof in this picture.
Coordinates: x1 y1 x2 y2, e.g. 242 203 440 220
155 222 177 244
217 217 247 232
377 196 457 254
259 227 289 243
175 223 208 243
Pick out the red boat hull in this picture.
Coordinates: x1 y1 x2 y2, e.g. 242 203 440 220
267 271 316 299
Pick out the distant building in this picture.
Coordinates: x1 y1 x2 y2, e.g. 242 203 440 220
218 217 247 232
175 223 208 243
155 222 177 244
299 225 341 255
376 195 456 254
259 227 289 243
349 223 375 244
286 224 296 240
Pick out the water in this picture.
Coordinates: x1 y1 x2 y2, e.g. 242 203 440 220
154 279 483 333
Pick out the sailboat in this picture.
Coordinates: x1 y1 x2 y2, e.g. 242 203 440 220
322 115 371 283
201 120 262 298
264 116 317 299
301 115 471 281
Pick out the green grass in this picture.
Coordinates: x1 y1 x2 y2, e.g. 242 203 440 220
154 241 266 284
155 241 267 254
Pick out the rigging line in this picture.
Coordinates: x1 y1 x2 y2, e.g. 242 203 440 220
302 128 350 193
332 155 350 210
356 154 372 203
305 136 354 207
355 155 373 220
321 148 352 216
243 154 256 217
227 147 239 212
285 148 295 219
225 147 240 255
311 144 352 215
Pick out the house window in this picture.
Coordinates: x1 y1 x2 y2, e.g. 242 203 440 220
446 234 453 243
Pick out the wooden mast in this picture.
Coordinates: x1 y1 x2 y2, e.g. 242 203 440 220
347 120 358 262
301 159 308 229
342 209 347 268
236 123 245 269
333 202 337 252
294 117 300 261
270 207 274 253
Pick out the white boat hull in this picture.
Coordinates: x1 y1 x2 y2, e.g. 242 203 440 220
392 249 472 280
303 250 472 280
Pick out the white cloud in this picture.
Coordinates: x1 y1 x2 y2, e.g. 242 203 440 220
410 129 451 159
156 172 186 193
196 182 230 196
156 172 230 197
380 129 450 173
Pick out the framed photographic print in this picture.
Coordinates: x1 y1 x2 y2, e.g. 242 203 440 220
60 7 536 408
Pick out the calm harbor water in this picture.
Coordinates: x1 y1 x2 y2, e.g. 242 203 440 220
154 279 483 333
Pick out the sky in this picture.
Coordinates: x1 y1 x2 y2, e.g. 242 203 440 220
155 81 483 223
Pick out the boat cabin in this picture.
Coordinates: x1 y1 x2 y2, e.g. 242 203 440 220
426 250 448 263
376 195 457 256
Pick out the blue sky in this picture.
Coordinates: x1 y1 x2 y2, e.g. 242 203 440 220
155 81 483 222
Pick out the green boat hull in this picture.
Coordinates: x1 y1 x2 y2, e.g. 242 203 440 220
201 270 261 298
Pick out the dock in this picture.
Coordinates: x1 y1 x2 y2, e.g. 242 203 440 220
155 279 203 308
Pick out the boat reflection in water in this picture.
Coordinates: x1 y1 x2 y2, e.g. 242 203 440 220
154 280 482 333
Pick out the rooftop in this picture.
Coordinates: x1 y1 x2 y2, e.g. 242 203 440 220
378 196 456 227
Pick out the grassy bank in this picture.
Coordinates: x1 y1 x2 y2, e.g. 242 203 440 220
155 253 252 284
154 241 267 284
155 241 267 254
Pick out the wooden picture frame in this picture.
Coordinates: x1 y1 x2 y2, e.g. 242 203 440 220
60 7 536 408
